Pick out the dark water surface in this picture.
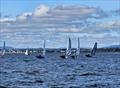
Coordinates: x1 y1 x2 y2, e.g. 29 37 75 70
0 52 120 88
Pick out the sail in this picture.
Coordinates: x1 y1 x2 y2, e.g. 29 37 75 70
69 38 71 49
25 49 29 55
76 38 80 56
3 41 5 50
2 41 6 55
43 40 46 56
66 38 71 56
91 42 97 56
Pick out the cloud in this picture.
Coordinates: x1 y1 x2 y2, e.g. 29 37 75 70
113 8 120 16
13 5 108 22
0 5 120 48
33 5 49 17
96 20 120 29
49 5 108 21
0 5 119 32
15 5 49 21
16 12 32 22
0 17 15 23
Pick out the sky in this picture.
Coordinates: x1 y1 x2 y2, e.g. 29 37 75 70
0 0 120 48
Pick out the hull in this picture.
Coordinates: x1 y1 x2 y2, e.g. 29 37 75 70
85 54 92 57
36 55 45 58
60 55 66 59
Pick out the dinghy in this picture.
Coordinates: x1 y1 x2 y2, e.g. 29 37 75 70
60 38 71 59
86 42 97 57
71 38 80 59
0 41 6 56
36 40 46 58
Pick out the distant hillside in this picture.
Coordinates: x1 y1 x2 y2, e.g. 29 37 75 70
0 46 13 49
103 45 120 49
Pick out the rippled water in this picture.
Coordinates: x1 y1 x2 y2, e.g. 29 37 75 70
0 52 120 88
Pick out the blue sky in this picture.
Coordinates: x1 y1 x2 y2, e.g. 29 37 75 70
0 0 120 48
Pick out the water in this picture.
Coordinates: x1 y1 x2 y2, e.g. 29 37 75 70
0 52 120 88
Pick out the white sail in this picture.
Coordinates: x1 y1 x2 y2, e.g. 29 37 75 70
76 37 80 56
25 49 29 55
91 42 97 56
2 41 6 55
66 38 72 58
42 40 46 56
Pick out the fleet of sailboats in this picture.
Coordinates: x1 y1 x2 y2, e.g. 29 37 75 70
0 39 98 58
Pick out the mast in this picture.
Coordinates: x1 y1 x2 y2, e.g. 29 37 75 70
43 40 46 56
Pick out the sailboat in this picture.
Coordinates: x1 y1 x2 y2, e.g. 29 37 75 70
60 38 71 59
36 40 46 58
71 38 80 58
86 42 97 57
1 41 6 56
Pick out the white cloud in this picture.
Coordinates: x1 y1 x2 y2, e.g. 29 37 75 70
16 12 32 22
33 5 49 17
0 17 15 22
46 27 81 33
0 5 108 23
97 20 120 29
0 5 120 48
